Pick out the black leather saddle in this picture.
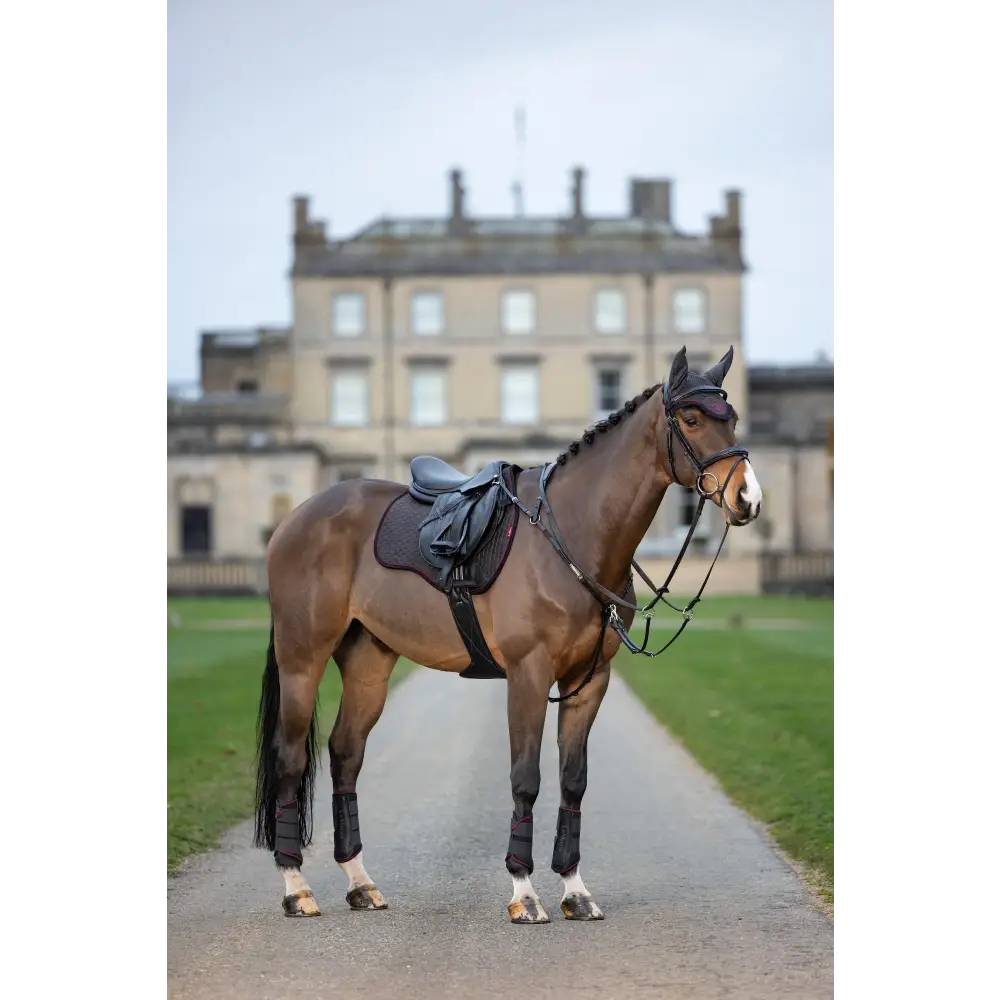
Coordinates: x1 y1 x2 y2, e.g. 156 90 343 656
409 456 512 590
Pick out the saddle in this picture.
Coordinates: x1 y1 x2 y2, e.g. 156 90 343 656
409 457 511 589
374 456 522 681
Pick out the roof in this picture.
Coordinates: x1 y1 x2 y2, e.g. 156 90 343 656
293 215 743 279
357 216 679 239
199 327 290 356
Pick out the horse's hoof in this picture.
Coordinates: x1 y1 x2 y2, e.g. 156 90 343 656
346 883 388 910
561 892 604 921
282 889 321 917
508 897 550 924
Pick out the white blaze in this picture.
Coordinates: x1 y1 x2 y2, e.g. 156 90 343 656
741 462 763 516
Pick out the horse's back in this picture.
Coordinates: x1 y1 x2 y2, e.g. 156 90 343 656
267 476 404 580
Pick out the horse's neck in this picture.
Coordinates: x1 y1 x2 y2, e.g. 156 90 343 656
547 397 669 595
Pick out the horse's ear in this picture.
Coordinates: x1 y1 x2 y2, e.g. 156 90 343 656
705 345 735 387
668 347 689 394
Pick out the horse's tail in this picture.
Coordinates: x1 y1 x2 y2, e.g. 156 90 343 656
253 622 319 851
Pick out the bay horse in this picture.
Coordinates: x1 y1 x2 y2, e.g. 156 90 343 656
253 345 762 923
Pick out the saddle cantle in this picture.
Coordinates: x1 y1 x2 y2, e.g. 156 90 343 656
408 456 503 502
374 458 523 680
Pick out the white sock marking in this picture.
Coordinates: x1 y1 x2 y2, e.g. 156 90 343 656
338 850 373 889
510 873 539 904
281 867 311 897
560 868 590 901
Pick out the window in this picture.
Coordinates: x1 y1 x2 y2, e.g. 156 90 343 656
595 368 623 419
501 364 539 424
332 292 365 337
410 368 447 425
180 505 212 555
411 291 444 336
501 290 536 335
673 288 707 334
594 290 626 334
329 371 368 426
248 430 269 448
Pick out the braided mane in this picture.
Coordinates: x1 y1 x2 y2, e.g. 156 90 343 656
555 384 663 466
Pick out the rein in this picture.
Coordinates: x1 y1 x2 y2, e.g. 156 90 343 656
496 382 749 702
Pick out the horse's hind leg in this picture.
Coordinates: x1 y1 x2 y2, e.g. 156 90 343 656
254 619 332 918
553 660 611 920
329 622 398 910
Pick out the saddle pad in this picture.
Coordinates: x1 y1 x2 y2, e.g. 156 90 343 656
374 479 519 595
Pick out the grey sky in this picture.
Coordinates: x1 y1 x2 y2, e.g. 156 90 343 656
168 0 832 383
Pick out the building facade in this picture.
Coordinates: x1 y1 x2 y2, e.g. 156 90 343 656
167 169 833 595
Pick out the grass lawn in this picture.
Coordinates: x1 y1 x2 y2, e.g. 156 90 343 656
612 593 833 904
167 597 414 873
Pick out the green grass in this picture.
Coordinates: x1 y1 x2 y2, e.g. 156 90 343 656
612 594 833 904
167 597 414 873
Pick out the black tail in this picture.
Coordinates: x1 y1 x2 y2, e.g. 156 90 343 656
253 623 319 851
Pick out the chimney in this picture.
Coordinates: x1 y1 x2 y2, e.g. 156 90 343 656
291 194 327 248
629 178 672 223
293 195 310 234
448 168 466 233
709 188 743 266
571 166 586 220
725 189 741 229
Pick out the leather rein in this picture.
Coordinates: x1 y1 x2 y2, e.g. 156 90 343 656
496 382 749 702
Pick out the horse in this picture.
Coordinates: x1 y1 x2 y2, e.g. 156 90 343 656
253 344 762 923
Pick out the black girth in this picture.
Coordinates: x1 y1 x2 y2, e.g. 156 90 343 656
496 381 749 702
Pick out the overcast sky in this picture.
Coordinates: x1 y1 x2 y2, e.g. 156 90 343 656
168 0 832 383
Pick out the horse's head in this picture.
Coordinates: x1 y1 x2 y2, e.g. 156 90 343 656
660 346 762 527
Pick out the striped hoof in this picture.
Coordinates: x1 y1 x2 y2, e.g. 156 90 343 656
561 892 604 920
508 896 550 924
282 889 321 917
346 883 388 910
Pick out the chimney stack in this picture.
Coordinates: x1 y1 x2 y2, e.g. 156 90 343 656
725 189 741 229
448 168 466 233
709 188 743 266
291 194 326 248
571 166 586 220
293 195 310 234
629 178 672 224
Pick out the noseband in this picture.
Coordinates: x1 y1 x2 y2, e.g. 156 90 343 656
664 382 749 520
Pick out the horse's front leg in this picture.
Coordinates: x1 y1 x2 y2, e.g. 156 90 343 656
329 625 397 911
504 654 551 924
552 659 611 920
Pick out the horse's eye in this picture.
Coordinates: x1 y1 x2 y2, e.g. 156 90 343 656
683 414 699 428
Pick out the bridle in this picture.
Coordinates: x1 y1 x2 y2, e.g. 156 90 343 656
664 381 750 524
496 380 750 702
